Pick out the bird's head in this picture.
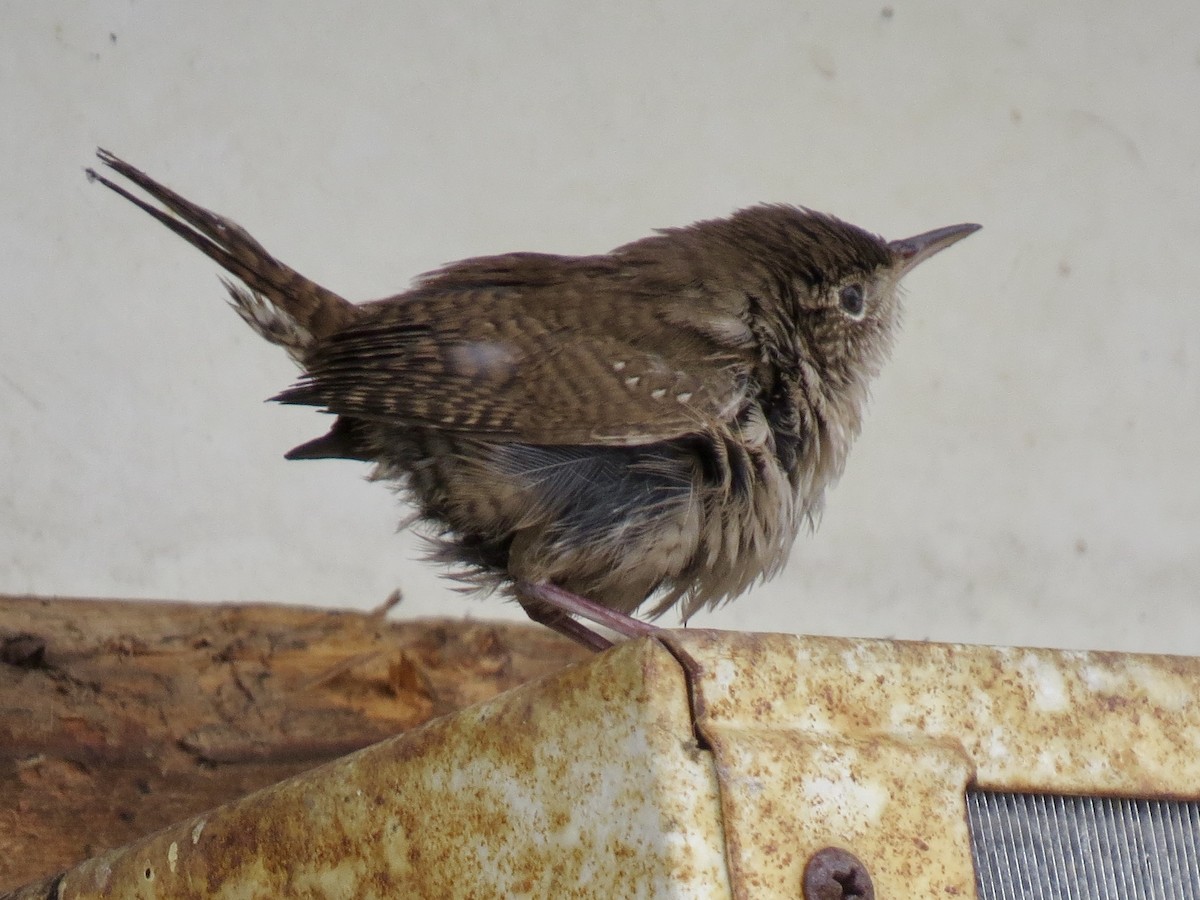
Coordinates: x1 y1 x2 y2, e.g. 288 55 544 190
726 206 979 393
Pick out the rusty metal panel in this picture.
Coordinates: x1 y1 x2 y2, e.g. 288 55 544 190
8 638 728 899
661 630 1200 898
701 729 975 896
664 631 1200 797
9 629 1200 899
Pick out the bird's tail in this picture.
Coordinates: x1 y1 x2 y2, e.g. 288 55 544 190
86 149 358 359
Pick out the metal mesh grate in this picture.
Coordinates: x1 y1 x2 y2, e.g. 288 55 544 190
968 791 1200 899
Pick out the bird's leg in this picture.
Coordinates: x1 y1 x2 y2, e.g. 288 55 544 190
516 593 614 653
516 581 659 652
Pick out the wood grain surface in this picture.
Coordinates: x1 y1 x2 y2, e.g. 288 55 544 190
0 594 587 891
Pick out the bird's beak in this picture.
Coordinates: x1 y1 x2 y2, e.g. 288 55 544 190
888 223 981 277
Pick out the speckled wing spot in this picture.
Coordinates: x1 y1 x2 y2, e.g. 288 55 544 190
444 341 520 382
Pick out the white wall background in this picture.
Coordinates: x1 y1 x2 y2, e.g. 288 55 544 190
3 2 1198 655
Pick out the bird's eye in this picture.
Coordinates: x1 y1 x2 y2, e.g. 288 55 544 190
838 284 866 318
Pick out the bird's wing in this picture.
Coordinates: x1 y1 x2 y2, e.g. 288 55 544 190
274 259 757 446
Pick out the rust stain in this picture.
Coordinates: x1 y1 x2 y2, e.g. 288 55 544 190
667 631 1200 799
9 630 1200 898
12 639 728 899
661 630 1200 897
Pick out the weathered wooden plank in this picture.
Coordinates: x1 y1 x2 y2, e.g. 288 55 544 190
0 595 586 891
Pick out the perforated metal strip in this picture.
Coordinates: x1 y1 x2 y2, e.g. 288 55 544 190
968 791 1200 899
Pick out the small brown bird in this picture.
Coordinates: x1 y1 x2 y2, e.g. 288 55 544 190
87 150 978 651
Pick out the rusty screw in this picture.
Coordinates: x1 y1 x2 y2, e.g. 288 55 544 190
803 847 875 900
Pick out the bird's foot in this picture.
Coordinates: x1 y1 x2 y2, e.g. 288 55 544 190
516 581 659 653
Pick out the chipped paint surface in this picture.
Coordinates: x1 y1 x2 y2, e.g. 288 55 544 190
661 630 1200 898
665 631 1200 798
663 633 977 897
710 731 973 897
8 630 1200 899
12 639 728 899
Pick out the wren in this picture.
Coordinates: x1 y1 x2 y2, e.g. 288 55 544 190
87 150 978 651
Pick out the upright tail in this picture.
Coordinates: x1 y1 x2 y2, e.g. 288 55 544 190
86 149 359 360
